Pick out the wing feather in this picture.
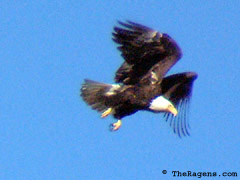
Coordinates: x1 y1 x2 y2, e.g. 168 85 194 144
161 72 198 137
113 21 182 85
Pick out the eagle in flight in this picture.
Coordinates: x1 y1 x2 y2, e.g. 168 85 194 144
81 21 198 137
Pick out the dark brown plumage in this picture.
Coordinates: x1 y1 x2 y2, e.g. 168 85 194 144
113 21 182 85
81 21 198 137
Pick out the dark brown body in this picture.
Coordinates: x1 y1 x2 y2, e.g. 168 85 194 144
111 81 162 119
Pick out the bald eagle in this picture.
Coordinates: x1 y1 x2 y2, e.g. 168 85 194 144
81 21 198 137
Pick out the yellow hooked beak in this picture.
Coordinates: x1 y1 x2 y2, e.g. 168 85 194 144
167 105 178 117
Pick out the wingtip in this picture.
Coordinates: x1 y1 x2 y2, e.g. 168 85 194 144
117 20 131 28
115 20 153 32
187 72 198 80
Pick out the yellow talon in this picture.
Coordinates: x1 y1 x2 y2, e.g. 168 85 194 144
110 120 122 131
101 108 112 118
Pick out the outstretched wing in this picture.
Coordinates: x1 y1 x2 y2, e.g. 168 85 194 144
161 72 198 137
113 21 182 85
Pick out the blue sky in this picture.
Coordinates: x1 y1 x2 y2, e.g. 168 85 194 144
1 1 240 179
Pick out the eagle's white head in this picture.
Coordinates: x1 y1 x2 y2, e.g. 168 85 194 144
149 96 178 116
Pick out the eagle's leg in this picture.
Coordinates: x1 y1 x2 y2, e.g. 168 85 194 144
101 108 113 118
109 119 122 131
